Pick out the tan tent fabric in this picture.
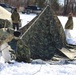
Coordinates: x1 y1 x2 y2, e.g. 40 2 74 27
0 6 11 22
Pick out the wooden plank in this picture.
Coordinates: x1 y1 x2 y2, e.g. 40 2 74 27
59 48 76 60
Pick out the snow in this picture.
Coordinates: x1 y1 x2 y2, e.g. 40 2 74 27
58 16 76 45
0 13 76 75
0 60 76 75
20 13 76 45
19 13 37 28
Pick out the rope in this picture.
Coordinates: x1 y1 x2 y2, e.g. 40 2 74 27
18 5 49 75
12 5 49 75
20 5 49 39
20 39 28 48
0 44 9 52
31 60 43 75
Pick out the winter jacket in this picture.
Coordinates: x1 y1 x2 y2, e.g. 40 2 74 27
11 11 20 23
65 16 73 30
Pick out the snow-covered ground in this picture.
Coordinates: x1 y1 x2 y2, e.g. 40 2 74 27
0 13 76 75
20 13 37 28
58 16 76 45
0 60 76 75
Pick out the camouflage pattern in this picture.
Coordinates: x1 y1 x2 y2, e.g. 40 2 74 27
0 5 68 62
0 27 30 62
20 5 67 60
7 38 31 62
0 28 13 45
0 19 11 28
16 39 31 62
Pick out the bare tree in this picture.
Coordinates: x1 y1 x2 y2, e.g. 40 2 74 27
3 0 9 3
51 0 60 11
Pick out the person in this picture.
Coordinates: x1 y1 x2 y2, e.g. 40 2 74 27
11 8 20 30
65 13 73 39
65 13 73 30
